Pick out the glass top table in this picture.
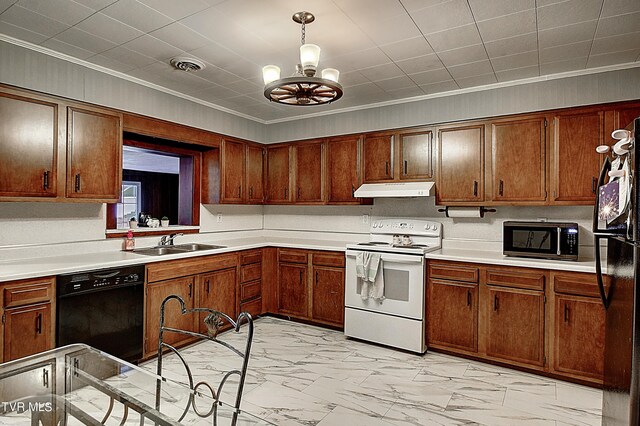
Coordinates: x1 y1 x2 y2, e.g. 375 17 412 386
0 344 273 425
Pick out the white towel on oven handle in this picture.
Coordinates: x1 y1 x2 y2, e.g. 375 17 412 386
356 252 384 301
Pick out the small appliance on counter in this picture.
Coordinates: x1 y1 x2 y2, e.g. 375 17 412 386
502 221 579 261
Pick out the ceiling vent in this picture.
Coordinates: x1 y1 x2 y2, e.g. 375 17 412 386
170 57 206 72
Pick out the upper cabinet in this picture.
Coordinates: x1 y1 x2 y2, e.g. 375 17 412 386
489 116 547 203
246 144 265 204
66 106 122 201
398 128 433 180
437 124 484 204
326 135 365 204
266 145 292 203
552 110 604 204
0 89 59 198
294 140 324 203
220 138 246 203
363 132 394 182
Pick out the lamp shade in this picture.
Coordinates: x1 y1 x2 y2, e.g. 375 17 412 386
262 65 281 85
321 68 340 83
300 44 321 68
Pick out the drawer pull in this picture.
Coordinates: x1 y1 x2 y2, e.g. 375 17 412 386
564 303 569 322
467 290 471 307
36 312 42 334
473 180 478 197
315 271 319 285
205 279 210 294
237 186 241 197
592 176 597 194
299 270 303 283
75 174 81 192
498 179 504 196
493 295 499 311
298 187 301 199
188 283 193 299
403 160 408 175
385 161 389 176
43 171 49 190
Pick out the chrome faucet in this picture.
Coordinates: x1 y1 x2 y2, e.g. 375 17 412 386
159 233 183 246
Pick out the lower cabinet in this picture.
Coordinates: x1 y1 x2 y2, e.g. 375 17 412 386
312 266 345 326
278 262 308 317
427 279 478 352
199 268 237 334
239 250 263 319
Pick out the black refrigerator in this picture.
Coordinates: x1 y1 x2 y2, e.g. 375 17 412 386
595 118 640 425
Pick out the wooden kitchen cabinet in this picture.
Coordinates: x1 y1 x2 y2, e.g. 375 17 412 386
3 303 52 362
436 124 484 203
240 249 263 319
362 132 394 182
266 145 292 203
220 138 246 203
312 252 345 327
326 135 364 204
0 89 59 198
427 279 478 352
278 263 308 317
552 110 604 203
246 144 265 203
199 267 237 333
606 103 640 145
398 128 433 180
490 116 547 203
294 140 324 203
65 105 122 201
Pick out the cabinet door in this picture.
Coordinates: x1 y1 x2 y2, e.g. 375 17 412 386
266 145 291 203
427 279 478 352
491 117 546 202
278 263 308 317
554 295 605 380
437 125 484 203
327 135 361 204
553 111 603 203
486 286 545 366
363 134 394 182
145 276 195 355
66 106 122 201
4 303 52 362
246 144 264 204
295 141 324 203
399 129 432 180
199 268 237 334
221 139 245 203
312 266 344 326
0 91 58 198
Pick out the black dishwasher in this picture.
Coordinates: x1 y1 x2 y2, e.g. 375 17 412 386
56 265 144 363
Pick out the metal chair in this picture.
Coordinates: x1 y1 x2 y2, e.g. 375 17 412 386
155 295 254 426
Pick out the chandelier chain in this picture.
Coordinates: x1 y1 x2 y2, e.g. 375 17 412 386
301 19 305 45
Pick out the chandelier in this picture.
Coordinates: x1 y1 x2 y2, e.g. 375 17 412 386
262 11 343 106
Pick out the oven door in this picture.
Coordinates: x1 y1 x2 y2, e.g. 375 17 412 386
345 250 424 320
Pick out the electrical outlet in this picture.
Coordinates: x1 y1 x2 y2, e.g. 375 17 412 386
362 214 369 224
217 213 222 223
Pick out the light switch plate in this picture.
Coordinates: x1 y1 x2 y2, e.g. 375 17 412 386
217 213 222 223
362 214 370 224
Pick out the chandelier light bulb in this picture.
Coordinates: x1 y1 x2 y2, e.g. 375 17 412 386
262 65 281 85
321 68 340 83
300 44 321 75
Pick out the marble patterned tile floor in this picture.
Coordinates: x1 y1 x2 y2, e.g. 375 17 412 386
144 317 603 426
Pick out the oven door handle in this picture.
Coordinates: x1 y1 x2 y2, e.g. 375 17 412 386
346 251 423 264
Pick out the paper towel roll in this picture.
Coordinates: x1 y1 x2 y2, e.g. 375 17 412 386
445 207 483 218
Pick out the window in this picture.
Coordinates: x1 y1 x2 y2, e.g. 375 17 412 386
116 181 141 229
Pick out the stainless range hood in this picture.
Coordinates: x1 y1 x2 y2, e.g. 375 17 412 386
354 182 435 198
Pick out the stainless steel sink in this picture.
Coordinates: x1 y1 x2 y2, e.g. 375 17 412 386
132 244 226 256
172 243 226 252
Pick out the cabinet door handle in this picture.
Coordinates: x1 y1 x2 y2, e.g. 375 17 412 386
298 187 301 199
403 160 408 175
249 186 253 198
284 187 288 199
473 180 478 197
206 279 210 294
467 290 472 307
493 295 499 311
385 161 389 176
592 177 597 194
315 271 319 285
75 174 81 192
237 186 241 197
299 270 303 283
188 283 193 299
498 180 504 197
35 312 42 334
43 171 49 190
564 303 569 322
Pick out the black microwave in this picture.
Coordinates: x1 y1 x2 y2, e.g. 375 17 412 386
503 221 579 261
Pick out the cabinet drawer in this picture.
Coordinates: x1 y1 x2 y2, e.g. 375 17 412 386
3 278 54 308
279 250 308 264
312 252 345 267
553 272 601 298
147 253 238 283
486 268 545 291
240 297 262 319
240 280 261 302
241 250 262 265
428 262 478 283
241 263 262 283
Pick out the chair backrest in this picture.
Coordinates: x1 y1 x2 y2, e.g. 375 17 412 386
155 294 254 426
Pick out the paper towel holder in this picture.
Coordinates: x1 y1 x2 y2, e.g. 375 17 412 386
437 206 496 218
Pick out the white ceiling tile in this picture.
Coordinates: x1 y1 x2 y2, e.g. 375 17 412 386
333 0 407 22
400 0 449 12
539 57 588 74
87 53 138 72
41 37 95 59
538 20 598 48
0 20 47 43
355 12 422 45
72 0 117 10
101 0 173 33
455 73 498 88
395 53 443 74
0 1 18 14
343 82 385 98
137 0 213 20
591 31 640 55
438 44 488 67
419 79 459 94
596 12 640 38
0 4 69 37
468 0 534 21
187 43 241 68
222 59 262 81
337 70 371 87
54 27 117 54
196 83 240 100
448 59 494 79
122 34 183 61
476 9 537 42
408 67 452 85
76 12 144 45
99 45 157 68
385 85 426 99
329 48 392 72
426 24 482 52
490 50 539 71
587 48 640 67
358 62 405 81
196 63 243 85
379 37 434 62
411 0 475 34
19 0 95 25
484 32 538 57
375 75 417 91
223 78 262 95
150 22 211 52
540 40 592 63
601 0 640 17
495 65 539 81
537 0 604 30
